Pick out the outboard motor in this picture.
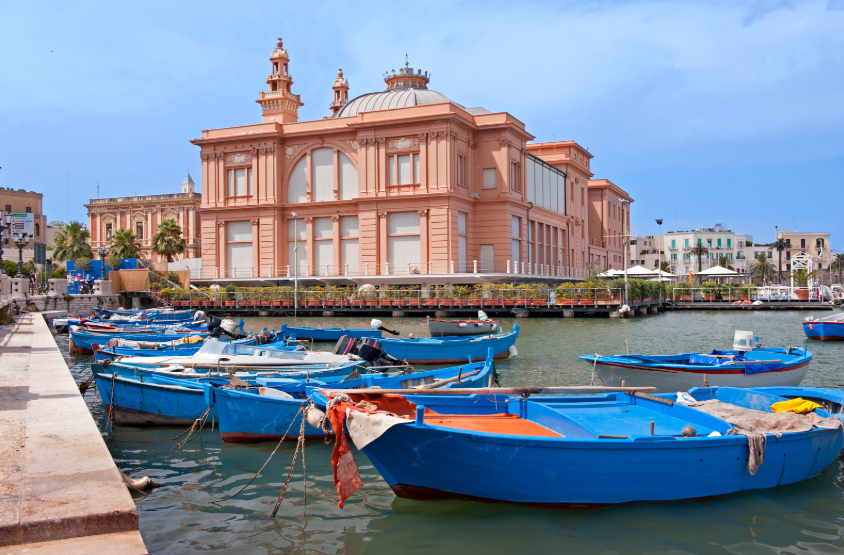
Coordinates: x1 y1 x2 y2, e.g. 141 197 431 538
357 337 405 367
334 334 357 355
370 318 400 336
208 314 248 339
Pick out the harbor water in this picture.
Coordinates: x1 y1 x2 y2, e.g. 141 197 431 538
58 310 844 554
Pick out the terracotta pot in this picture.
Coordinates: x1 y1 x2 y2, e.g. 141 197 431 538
365 300 377 306
308 300 321 307
679 295 692 301
503 299 515 306
439 299 453 307
408 300 420 306
795 288 809 301
425 300 438 306
324 300 335 307
532 300 547 306
456 299 469 306
469 300 483 307
224 301 236 307
740 295 749 301
339 300 350 307
484 299 499 307
516 300 529 306
379 300 392 307
212 302 222 307
240 301 254 307
271 301 281 307
392 300 406 307
353 300 364 307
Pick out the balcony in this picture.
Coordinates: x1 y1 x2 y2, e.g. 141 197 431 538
588 238 605 248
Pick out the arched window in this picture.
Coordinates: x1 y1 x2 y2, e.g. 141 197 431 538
25 203 31 213
3 202 10 213
287 156 308 203
34 223 40 237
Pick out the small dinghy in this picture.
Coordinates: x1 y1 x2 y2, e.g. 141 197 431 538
377 323 519 364
281 326 382 342
316 386 843 506
427 312 499 337
579 331 812 393
803 312 844 341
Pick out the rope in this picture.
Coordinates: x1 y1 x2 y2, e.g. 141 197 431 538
104 373 117 432
171 405 213 453
591 354 600 386
271 403 309 518
213 402 307 504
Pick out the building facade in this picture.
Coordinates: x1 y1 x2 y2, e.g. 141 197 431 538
628 225 753 276
775 230 831 272
192 39 631 283
1 188 48 264
85 174 201 262
587 179 632 271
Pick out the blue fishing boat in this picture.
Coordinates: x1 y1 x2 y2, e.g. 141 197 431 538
92 332 296 361
70 327 208 355
323 386 843 506
283 326 383 342
803 313 844 341
753 386 844 418
579 344 812 393
93 307 196 322
376 323 519 364
93 360 365 426
206 353 495 442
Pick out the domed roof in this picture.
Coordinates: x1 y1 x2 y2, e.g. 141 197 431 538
334 88 457 118
270 38 288 60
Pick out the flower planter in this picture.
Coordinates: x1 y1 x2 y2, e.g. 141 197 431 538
740 295 749 301
503 299 515 306
212 302 222 307
240 301 255 307
365 300 377 307
425 300 439 307
455 299 469 307
353 300 364 307
578 299 595 306
392 300 406 307
223 301 236 307
260 301 271 307
324 300 335 307
339 300 350 307
531 300 547 306
484 299 499 307
679 295 692 301
407 299 421 307
271 301 281 307
308 300 321 307
379 300 392 307
469 300 483 307
439 299 454 307
795 288 809 301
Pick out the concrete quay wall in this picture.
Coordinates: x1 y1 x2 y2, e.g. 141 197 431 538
0 314 146 553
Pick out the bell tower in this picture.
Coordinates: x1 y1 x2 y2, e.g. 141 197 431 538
329 69 349 116
256 38 304 124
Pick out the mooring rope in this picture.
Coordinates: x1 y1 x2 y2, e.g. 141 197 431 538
271 403 310 518
104 373 117 432
591 354 600 386
171 405 213 453
213 401 308 504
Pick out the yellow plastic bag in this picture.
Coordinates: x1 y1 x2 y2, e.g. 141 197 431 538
770 398 822 414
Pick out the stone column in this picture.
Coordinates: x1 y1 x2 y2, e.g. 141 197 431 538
10 277 28 300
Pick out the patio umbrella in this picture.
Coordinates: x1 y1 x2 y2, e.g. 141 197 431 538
623 265 660 277
695 266 740 277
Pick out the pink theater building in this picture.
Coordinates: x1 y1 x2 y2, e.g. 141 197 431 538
192 39 631 283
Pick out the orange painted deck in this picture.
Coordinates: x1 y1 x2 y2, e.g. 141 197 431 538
424 414 563 437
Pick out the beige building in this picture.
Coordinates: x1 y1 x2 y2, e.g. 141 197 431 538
1 188 48 264
775 229 832 272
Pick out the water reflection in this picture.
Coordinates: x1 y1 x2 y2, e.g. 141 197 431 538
57 310 844 554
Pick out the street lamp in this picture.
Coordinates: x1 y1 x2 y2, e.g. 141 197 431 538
291 212 298 318
0 210 10 274
14 233 31 278
655 219 663 274
97 245 110 280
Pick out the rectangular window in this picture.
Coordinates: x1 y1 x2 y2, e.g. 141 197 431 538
684 239 689 248
671 239 676 249
389 156 396 186
727 238 732 248
105 223 113 239
480 245 494 273
312 148 334 202
389 154 417 186
387 212 421 273
136 223 143 239
458 211 467 273
717 238 722 248
287 219 307 276
398 154 412 185
801 239 806 249
786 251 791 261
25 205 31 213
340 216 359 274
511 162 520 192
483 168 496 189
226 221 253 278
227 168 252 197
339 152 358 200
458 155 465 186
413 153 419 183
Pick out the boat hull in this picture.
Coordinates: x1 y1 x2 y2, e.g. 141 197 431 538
363 420 842 505
283 327 383 342
379 326 519 364
94 373 211 426
207 386 321 443
592 360 809 392
803 321 844 341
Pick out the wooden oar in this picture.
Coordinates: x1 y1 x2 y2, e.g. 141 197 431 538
317 386 657 396
723 360 782 365
420 368 482 389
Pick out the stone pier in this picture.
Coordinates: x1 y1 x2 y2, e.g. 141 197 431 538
0 314 146 553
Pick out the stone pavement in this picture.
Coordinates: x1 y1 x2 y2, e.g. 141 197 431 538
0 314 146 553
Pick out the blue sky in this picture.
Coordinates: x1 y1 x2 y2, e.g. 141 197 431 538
1 0 842 246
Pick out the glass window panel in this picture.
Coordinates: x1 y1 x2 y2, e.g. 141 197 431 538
287 157 308 203
413 154 419 183
340 216 359 237
287 219 306 240
389 156 395 186
526 159 535 203
248 168 253 196
341 239 359 274
479 245 494 272
314 241 333 274
398 154 411 185
512 239 520 263
542 166 551 209
313 217 333 239
312 147 334 202
288 242 307 276
511 216 520 238
388 236 421 269
550 171 557 210
483 168 496 189
226 221 252 242
458 211 467 235
227 169 233 196
387 211 420 235
227 243 253 277
234 168 246 196
458 235 467 273
339 152 358 200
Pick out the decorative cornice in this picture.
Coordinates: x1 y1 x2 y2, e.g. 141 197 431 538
377 212 387 218
417 133 428 142
304 217 313 223
227 153 251 164
468 138 478 150
251 218 259 225
331 214 340 222
346 140 359 151
418 209 428 216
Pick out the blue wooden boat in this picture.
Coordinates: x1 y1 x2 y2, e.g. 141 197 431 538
803 313 844 341
92 333 297 361
93 307 196 322
93 360 365 426
753 386 844 418
377 323 519 364
329 386 843 506
282 326 382 342
205 353 496 442
579 346 812 393
70 327 208 355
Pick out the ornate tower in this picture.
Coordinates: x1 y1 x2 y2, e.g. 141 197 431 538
256 38 304 124
384 56 430 90
329 69 350 116
182 172 195 194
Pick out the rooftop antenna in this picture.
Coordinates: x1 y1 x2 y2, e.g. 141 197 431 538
405 54 409 69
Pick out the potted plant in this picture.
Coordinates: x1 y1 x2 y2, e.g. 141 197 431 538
701 281 718 301
791 268 817 301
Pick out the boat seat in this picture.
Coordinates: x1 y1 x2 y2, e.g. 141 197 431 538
425 414 563 437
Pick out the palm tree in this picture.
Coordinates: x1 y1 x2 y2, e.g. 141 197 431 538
750 253 776 284
688 241 709 281
52 221 92 261
770 238 788 284
151 220 186 263
659 260 671 273
831 253 844 285
109 228 143 259
717 255 734 270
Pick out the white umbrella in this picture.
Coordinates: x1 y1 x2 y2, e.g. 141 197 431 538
624 265 659 277
695 266 740 276
598 268 625 277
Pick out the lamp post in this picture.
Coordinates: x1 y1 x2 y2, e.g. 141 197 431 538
655 219 663 274
622 200 631 306
291 212 298 318
97 245 110 280
14 233 31 278
0 210 10 274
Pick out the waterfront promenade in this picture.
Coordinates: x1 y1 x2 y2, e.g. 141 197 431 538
0 314 146 554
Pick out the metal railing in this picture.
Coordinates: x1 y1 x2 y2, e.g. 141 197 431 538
160 287 644 309
668 287 830 303
190 261 591 281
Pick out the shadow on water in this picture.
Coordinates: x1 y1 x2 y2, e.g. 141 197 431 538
57 310 844 554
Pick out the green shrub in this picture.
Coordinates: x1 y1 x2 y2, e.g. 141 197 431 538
52 267 67 279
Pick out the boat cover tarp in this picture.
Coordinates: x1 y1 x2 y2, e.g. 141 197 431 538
689 350 784 375
684 399 842 474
